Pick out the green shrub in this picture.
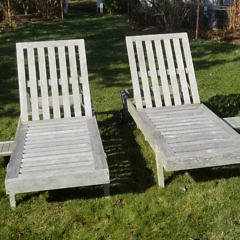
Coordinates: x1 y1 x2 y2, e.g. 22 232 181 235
103 0 127 13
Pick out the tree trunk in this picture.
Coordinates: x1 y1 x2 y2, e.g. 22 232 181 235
60 0 64 20
7 0 12 25
195 0 200 39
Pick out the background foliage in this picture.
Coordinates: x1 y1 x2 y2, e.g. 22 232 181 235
0 0 62 22
103 0 127 14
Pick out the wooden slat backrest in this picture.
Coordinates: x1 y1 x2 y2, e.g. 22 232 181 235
126 33 200 109
16 39 92 122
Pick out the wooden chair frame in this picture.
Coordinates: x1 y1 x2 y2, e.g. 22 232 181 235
122 33 240 187
5 39 110 208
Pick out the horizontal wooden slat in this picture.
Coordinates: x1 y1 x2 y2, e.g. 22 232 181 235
174 145 240 158
24 143 90 154
149 116 209 124
142 103 201 113
23 146 91 158
17 39 85 49
172 140 235 153
126 33 187 42
21 156 93 166
25 132 88 142
27 124 87 134
22 152 93 162
20 162 94 173
161 127 223 136
19 166 95 178
26 129 88 137
25 135 89 145
154 120 214 128
169 138 231 148
24 138 90 149
27 117 88 127
165 132 228 143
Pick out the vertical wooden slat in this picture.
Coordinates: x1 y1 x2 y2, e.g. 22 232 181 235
135 40 152 108
181 34 200 104
27 47 39 120
37 47 50 119
48 47 61 119
58 46 71 118
145 40 162 107
16 44 29 122
154 40 172 106
173 38 191 104
126 37 143 109
78 40 92 116
163 39 181 106
68 45 82 117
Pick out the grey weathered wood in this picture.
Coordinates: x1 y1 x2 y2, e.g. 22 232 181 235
0 141 14 157
224 116 240 130
126 37 143 109
123 89 240 184
172 38 191 104
5 39 109 208
126 33 201 108
58 46 71 118
164 39 181 106
37 47 50 120
27 47 39 120
17 39 94 120
154 40 172 106
181 34 200 104
16 43 28 122
87 117 109 170
145 40 162 107
78 41 92 117
6 118 109 208
68 45 82 117
122 32 240 187
155 148 165 188
5 122 28 179
9 194 16 209
136 40 152 108
48 46 61 119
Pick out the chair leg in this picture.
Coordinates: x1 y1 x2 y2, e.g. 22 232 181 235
156 150 165 188
120 90 129 123
104 184 110 198
9 193 16 209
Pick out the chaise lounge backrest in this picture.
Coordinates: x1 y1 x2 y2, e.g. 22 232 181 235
126 33 200 109
16 39 92 122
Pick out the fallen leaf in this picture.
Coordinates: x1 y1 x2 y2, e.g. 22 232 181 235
115 199 121 206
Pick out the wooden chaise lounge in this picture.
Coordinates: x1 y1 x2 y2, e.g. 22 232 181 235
121 33 240 187
5 39 109 208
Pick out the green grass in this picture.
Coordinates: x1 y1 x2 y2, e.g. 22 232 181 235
1 12 240 240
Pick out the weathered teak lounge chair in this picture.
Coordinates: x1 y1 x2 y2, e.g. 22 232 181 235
5 39 109 208
121 33 240 187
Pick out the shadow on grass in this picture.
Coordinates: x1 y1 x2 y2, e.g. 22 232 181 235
204 93 240 118
46 111 154 203
189 165 240 183
191 39 240 71
0 156 10 168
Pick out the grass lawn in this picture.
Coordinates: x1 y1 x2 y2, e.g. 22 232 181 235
1 11 240 240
